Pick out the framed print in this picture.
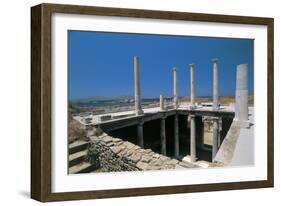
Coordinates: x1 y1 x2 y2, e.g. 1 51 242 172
31 3 274 202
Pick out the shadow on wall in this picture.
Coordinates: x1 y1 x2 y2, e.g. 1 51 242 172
107 115 233 162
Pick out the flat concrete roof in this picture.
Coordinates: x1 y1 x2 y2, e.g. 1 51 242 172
73 103 235 126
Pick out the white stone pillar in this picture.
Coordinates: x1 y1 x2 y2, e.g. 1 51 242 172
173 67 179 109
134 56 143 115
160 95 164 111
212 118 219 161
189 64 196 109
190 114 197 162
160 117 166 155
212 58 219 110
137 121 144 148
174 114 179 158
235 64 249 127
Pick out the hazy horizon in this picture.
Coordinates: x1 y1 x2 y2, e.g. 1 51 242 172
69 94 252 102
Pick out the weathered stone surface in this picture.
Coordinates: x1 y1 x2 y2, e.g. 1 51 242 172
152 153 160 158
175 165 186 169
117 147 129 156
128 152 142 163
110 146 122 154
106 142 115 147
123 141 135 150
87 133 195 172
147 165 162 170
140 155 151 163
136 161 149 170
132 145 141 151
102 135 113 143
112 138 122 143
159 155 170 161
114 141 123 146
179 161 196 168
124 149 134 157
153 159 164 166
166 159 179 165
144 149 153 154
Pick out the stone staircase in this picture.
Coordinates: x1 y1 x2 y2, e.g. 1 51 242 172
68 140 96 174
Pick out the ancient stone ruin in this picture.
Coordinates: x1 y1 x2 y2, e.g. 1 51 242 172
69 57 252 174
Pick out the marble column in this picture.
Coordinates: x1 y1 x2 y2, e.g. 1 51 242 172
190 114 197 162
235 64 249 125
160 95 164 111
212 118 219 161
137 121 144 148
174 114 179 158
189 64 195 109
160 117 166 155
134 56 143 115
212 58 219 111
173 67 179 109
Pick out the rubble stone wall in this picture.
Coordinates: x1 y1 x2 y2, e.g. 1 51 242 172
87 133 196 172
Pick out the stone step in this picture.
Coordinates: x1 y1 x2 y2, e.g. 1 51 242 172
181 155 211 168
196 160 212 168
69 140 90 154
69 162 96 174
69 150 88 167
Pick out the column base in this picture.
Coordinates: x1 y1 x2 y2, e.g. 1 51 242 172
212 106 220 111
135 110 144 116
189 105 196 110
182 155 197 163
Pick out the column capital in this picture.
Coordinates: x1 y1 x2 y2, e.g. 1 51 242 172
212 58 219 63
189 63 195 68
189 114 196 118
237 63 248 68
172 66 178 71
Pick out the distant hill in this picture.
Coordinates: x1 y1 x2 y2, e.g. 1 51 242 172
71 95 214 102
70 95 134 103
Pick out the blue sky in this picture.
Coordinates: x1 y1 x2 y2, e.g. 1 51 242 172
68 31 253 100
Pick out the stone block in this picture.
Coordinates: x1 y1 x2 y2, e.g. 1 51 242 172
102 135 113 143
110 146 122 154
159 155 170 161
123 141 135 150
124 149 134 157
152 153 160 158
144 149 153 154
153 159 164 166
146 165 162 170
141 155 151 163
136 161 149 170
128 152 142 163
111 138 122 143
166 159 179 165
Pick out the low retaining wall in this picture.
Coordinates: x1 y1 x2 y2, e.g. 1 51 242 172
214 121 241 165
87 133 196 172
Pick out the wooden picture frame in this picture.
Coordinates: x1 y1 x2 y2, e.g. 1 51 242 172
31 3 274 202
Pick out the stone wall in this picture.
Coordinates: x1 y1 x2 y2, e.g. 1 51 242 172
87 133 196 172
214 121 241 165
